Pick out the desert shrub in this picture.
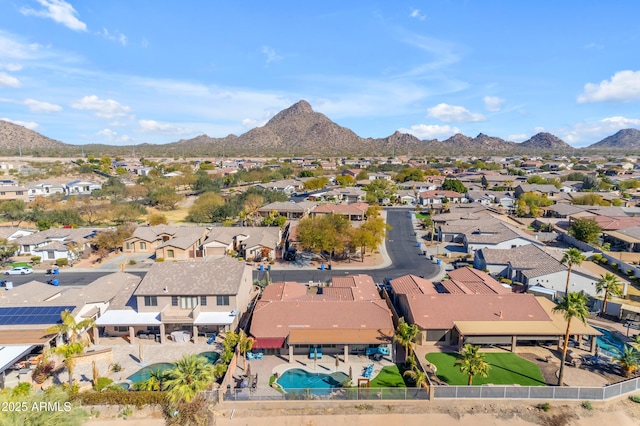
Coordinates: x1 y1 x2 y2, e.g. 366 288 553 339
499 278 512 284
581 401 593 410
72 390 167 408
591 254 602 262
537 402 551 412
55 258 69 267
629 395 640 403
31 256 41 264
32 361 55 384
155 257 164 262
94 377 114 391
129 259 137 265
111 363 122 373
600 258 608 265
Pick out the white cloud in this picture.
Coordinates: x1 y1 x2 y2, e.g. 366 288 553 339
24 98 62 113
261 46 282 64
20 0 87 32
409 8 426 20
533 126 545 133
138 119 190 135
98 28 127 46
71 95 132 119
578 70 640 103
96 128 132 143
1 117 39 130
0 63 22 71
559 116 640 145
242 118 268 129
484 96 504 112
0 72 21 88
427 103 485 123
398 124 460 139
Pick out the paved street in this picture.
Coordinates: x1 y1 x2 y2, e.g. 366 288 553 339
256 208 439 284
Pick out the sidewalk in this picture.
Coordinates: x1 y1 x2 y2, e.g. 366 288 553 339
410 211 451 282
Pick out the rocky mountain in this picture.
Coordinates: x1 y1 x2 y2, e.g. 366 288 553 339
439 133 516 151
0 119 66 153
588 128 640 149
519 132 572 150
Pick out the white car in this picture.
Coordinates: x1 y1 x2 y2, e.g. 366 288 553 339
4 267 34 275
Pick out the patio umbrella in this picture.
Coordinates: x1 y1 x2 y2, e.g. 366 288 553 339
349 366 353 380
246 363 252 385
139 342 144 363
335 356 340 372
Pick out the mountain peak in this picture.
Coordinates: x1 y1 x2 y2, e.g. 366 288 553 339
589 128 640 149
520 132 571 150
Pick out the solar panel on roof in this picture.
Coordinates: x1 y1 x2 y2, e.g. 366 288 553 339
0 305 75 325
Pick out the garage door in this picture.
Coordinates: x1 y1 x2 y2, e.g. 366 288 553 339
206 247 226 256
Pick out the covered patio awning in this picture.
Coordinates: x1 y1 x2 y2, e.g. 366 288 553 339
288 328 393 345
193 311 235 325
95 310 161 326
0 345 34 373
252 337 286 349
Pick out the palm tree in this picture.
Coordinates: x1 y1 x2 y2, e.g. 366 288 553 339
561 248 586 295
236 330 255 370
596 273 623 316
403 365 429 390
163 354 216 404
613 346 639 378
54 341 87 385
46 309 96 344
394 317 420 363
133 369 166 391
455 344 490 385
553 292 589 386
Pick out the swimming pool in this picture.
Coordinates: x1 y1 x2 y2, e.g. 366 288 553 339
593 326 630 356
126 363 174 383
198 351 220 364
276 368 349 395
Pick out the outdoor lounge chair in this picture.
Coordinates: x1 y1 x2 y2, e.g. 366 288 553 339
309 348 315 359
207 333 217 345
316 347 323 359
247 352 255 360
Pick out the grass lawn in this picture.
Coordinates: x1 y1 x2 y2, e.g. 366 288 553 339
415 213 430 219
9 262 32 268
369 364 406 388
426 352 546 386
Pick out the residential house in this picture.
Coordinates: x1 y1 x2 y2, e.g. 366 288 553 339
65 180 102 195
124 225 207 257
16 228 97 262
153 227 209 261
96 259 254 344
28 182 67 199
0 187 29 202
418 190 467 206
257 179 305 195
201 226 281 260
249 275 393 360
514 184 560 199
256 201 317 220
311 202 369 221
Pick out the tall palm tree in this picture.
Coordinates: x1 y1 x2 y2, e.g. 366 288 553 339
561 248 586 295
553 292 589 386
133 369 166 391
403 365 429 390
394 317 420 363
596 273 623 316
455 344 490 385
613 346 639 378
236 330 255 370
163 354 216 404
46 309 96 344
54 341 87 385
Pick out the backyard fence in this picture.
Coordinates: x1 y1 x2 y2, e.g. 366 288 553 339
223 387 429 402
432 376 640 401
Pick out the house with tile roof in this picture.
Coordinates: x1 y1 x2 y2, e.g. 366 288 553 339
249 275 393 361
311 202 369 221
96 258 253 344
256 201 317 220
201 226 281 260
418 190 467 206
123 225 208 259
16 228 97 262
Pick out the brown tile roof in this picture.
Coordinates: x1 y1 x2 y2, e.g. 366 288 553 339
402 293 550 329
313 203 368 215
260 282 308 301
390 274 438 295
250 299 393 340
442 268 510 295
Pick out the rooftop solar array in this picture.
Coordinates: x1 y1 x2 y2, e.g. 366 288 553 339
0 306 75 325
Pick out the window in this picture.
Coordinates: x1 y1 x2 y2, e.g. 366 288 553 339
140 242 147 250
144 296 157 306
167 249 175 258
115 326 128 332
171 296 178 307
181 296 198 309
200 296 207 306
16 191 23 195
147 326 160 333
216 295 230 306
125 242 132 250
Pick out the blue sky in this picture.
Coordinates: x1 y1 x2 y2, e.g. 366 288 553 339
1 1 640 147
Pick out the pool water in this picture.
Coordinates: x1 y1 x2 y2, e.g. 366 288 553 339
126 363 174 383
198 351 220 364
276 368 349 395
593 326 629 356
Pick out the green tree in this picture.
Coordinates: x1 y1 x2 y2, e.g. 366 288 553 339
403 365 429 390
553 292 589 386
0 200 26 225
148 212 168 226
394 168 425 182
46 309 95 345
111 202 147 224
572 194 608 206
613 345 639 378
455 344 490 385
394 317 420 363
441 178 467 193
237 330 255 370
53 341 87 385
0 238 18 263
187 192 226 223
163 354 216 404
147 186 183 210
303 176 330 191
365 178 397 203
568 218 602 244
296 215 351 265
243 193 265 226
91 225 135 257
561 248 586 294
596 273 623 316
335 175 354 187
133 368 165 391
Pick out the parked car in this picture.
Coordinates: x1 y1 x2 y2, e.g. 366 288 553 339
4 266 34 275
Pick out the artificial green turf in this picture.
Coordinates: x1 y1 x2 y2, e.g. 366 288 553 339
415 213 430 219
425 352 546 386
9 262 31 268
369 365 407 388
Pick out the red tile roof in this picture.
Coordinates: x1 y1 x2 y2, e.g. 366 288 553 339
390 274 438 295
441 268 510 295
